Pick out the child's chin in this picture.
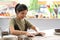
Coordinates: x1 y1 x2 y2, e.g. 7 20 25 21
21 18 24 19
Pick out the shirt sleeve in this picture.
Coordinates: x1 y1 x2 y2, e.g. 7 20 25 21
25 19 33 29
9 18 14 27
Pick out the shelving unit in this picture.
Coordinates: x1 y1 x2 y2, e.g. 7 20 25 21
0 16 14 18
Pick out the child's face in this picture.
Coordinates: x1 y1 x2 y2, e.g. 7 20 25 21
17 10 27 19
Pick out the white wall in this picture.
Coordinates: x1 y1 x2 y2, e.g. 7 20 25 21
0 18 10 36
27 18 60 30
0 18 60 36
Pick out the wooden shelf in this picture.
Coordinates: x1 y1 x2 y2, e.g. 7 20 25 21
0 16 13 18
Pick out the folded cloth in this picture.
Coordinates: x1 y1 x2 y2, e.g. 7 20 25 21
27 33 43 37
32 33 42 36
35 33 42 36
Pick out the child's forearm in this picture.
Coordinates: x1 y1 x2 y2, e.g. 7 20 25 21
31 26 38 32
11 30 28 35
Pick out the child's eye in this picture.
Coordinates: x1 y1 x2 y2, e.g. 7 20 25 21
22 13 24 14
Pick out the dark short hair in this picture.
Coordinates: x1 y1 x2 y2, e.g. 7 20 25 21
15 3 28 14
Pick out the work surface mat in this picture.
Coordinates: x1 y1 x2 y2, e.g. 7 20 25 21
32 36 60 40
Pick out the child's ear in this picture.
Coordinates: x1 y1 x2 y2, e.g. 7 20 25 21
16 11 18 13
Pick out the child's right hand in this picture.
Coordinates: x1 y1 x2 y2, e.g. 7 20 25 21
26 32 35 37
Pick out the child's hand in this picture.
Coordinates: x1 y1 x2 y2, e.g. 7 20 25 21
37 32 45 36
26 32 35 37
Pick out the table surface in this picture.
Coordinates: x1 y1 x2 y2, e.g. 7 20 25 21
30 29 60 40
1 29 60 40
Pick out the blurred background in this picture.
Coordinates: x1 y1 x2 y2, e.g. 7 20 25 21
0 0 60 19
0 0 60 36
